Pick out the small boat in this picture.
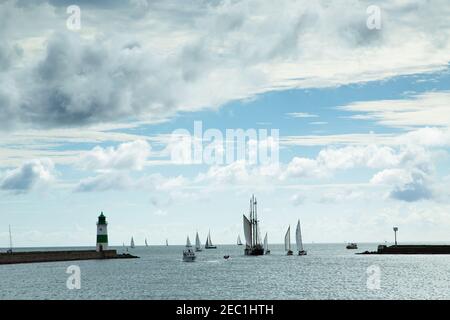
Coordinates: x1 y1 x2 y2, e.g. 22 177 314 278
204 230 217 249
182 236 196 262
145 238 148 247
237 235 243 246
195 232 202 252
263 232 270 254
223 255 230 259
285 226 293 255
296 219 307 256
346 243 358 249
166 239 169 246
130 237 135 249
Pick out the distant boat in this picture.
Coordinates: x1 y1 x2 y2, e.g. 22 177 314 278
130 237 135 249
195 232 202 252
346 243 358 249
296 220 307 256
166 239 169 246
263 232 270 254
204 230 217 249
182 236 196 262
285 226 293 255
145 238 148 247
237 235 243 246
243 195 264 255
7 225 13 254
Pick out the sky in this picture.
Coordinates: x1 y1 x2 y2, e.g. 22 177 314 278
1 0 450 247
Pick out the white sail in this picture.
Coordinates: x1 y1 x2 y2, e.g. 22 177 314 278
205 231 212 247
186 236 192 247
237 235 242 245
284 226 291 251
296 220 303 251
243 214 252 246
145 238 148 246
130 237 135 248
195 232 201 250
166 239 168 246
263 233 268 251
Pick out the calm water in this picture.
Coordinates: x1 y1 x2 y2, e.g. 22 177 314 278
1 243 450 299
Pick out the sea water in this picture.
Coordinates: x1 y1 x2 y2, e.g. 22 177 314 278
1 243 449 299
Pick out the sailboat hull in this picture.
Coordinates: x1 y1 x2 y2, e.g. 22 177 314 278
298 250 307 256
204 245 217 249
244 246 264 256
287 250 293 256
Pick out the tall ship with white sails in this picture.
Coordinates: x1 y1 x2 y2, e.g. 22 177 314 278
285 226 293 255
204 230 217 249
243 195 264 256
296 219 307 255
195 232 202 252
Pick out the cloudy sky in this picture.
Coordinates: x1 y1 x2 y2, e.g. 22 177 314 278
1 0 450 247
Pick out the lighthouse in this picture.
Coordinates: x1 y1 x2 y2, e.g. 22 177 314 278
96 212 108 252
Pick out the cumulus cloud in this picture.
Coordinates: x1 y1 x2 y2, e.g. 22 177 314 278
74 172 132 192
283 144 401 179
0 159 55 192
79 140 151 171
389 170 433 202
1 0 450 129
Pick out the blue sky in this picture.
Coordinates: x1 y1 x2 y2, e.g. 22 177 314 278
1 0 450 247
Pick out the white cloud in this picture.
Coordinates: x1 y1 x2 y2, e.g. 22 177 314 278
79 140 151 171
1 0 450 130
74 172 132 192
339 91 450 128
286 112 318 118
370 168 412 186
0 159 55 192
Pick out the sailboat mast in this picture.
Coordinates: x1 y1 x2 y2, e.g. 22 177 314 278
250 197 254 247
254 197 258 245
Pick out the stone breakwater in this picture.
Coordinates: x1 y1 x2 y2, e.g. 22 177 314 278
0 250 138 265
359 245 450 255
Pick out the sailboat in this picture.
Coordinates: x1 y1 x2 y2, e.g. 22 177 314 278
7 225 13 254
195 232 202 252
166 239 169 246
130 237 135 249
145 238 148 247
243 195 264 255
237 235 243 246
285 226 293 255
182 236 196 262
263 232 270 254
204 230 217 249
296 220 307 256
